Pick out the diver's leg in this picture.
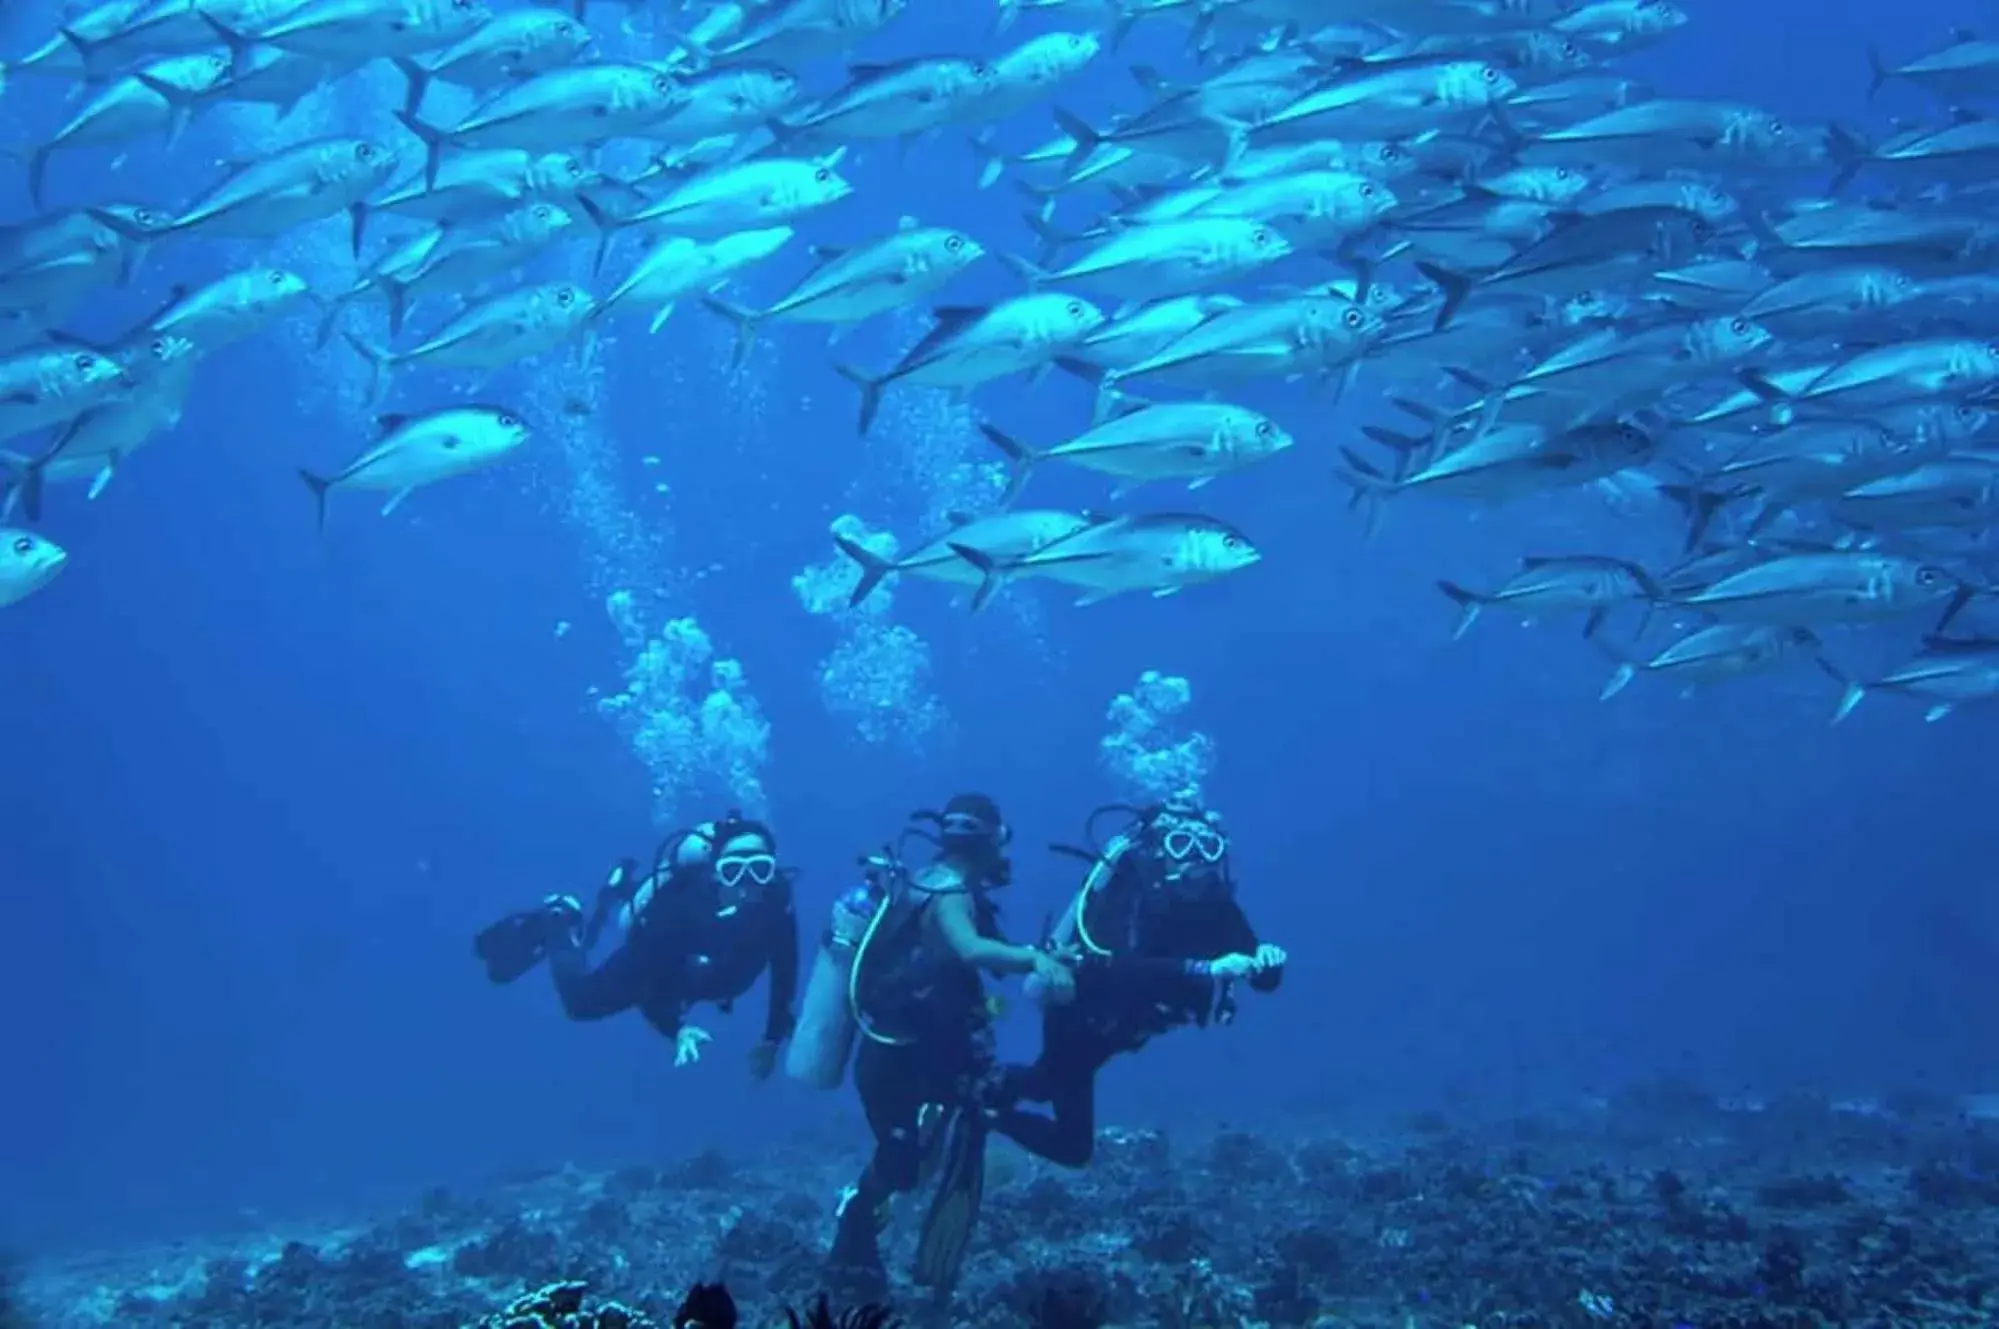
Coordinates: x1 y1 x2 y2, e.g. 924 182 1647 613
825 1044 923 1293
988 1014 1108 1168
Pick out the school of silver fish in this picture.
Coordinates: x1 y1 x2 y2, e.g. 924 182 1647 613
2 0 1997 724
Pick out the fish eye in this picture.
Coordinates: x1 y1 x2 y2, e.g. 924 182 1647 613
150 336 168 355
1253 228 1270 244
533 204 552 220
355 143 375 160
556 287 575 306
267 270 286 284
500 413 521 428
567 159 585 177
72 352 95 370
814 168 831 182
1343 307 1364 327
653 74 672 92
1066 300 1085 318
1481 65 1500 82
945 235 964 252
1729 317 1749 334
11 536 32 555
1254 421 1273 438
1359 183 1376 197
1918 567 1944 585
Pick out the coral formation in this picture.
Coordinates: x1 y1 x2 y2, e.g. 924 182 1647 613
17 1086 1999 1329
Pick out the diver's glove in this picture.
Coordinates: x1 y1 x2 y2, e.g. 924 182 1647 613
1252 944 1288 973
541 893 584 948
674 1025 711 1067
1197 953 1258 980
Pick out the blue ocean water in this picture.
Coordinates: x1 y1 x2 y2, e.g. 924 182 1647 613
1 0 1994 1260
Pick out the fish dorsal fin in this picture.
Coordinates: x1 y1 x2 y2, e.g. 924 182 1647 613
896 215 918 231
1950 26 1978 42
377 412 411 434
809 243 849 262
945 509 974 527
930 304 987 332
1106 393 1150 420
847 62 890 80
1519 555 1559 569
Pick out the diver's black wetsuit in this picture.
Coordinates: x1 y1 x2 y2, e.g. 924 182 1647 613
993 855 1280 1168
828 861 1004 1289
546 870 799 1045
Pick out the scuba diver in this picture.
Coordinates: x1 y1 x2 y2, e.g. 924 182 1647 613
784 793 1076 1303
473 812 799 1076
989 794 1287 1169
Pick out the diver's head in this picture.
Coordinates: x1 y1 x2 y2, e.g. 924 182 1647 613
921 792 1011 885
662 813 780 903
712 821 778 897
1142 794 1230 895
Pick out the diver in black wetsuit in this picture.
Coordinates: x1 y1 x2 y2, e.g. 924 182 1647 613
990 796 1287 1168
473 813 800 1077
822 793 1076 1303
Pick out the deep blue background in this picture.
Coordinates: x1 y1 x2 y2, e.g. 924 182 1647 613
3 0 1994 1251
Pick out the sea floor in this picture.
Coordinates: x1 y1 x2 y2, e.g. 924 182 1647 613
13 1086 1999 1329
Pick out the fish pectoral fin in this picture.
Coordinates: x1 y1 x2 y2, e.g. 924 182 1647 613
381 488 415 517
86 456 120 501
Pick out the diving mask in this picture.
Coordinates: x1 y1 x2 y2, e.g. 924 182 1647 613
715 851 778 889
1158 818 1227 865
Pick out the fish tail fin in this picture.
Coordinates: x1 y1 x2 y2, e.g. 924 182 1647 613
1435 581 1484 640
1334 448 1389 535
1050 106 1101 176
572 194 623 276
946 541 1005 613
1824 123 1868 192
394 57 429 120
977 423 1037 507
699 295 762 372
378 275 411 339
1865 44 1890 100
832 360 883 436
313 294 350 349
58 22 115 80
25 143 51 211
1656 482 1730 551
1415 261 1472 331
299 468 333 534
835 535 895 608
339 330 390 405
192 11 255 77
392 109 446 191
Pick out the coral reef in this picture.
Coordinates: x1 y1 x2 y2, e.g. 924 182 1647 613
18 1088 1999 1329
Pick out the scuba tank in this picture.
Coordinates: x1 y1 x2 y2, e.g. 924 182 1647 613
785 855 894 1089
786 807 1001 1088
1048 802 1152 959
